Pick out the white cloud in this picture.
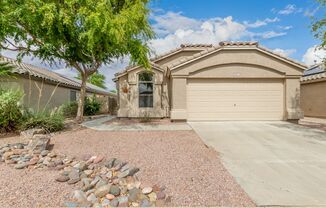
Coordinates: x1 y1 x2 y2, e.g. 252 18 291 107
302 45 326 65
278 25 293 30
151 11 201 36
272 48 296 57
278 4 303 15
150 16 251 55
244 17 280 28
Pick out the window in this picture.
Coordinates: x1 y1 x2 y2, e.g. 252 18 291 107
139 72 153 108
70 90 77 102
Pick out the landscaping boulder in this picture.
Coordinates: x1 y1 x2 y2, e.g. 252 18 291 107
27 134 51 151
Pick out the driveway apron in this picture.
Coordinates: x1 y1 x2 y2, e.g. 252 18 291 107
189 121 326 207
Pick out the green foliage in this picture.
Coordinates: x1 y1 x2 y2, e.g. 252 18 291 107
84 96 101 116
21 109 64 132
61 102 78 118
312 0 326 63
61 96 101 118
76 72 107 89
0 61 15 77
0 89 23 133
0 88 64 133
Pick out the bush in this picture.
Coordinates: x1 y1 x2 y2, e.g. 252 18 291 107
60 96 101 118
0 89 23 133
61 102 78 118
21 109 64 132
84 96 101 116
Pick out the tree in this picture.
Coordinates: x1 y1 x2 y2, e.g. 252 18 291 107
76 72 107 89
0 0 154 122
0 61 15 77
312 0 326 64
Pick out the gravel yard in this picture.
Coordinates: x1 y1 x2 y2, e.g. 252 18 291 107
52 129 254 207
0 163 75 208
0 128 255 207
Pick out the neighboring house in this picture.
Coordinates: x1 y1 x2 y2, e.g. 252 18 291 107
0 56 117 114
301 64 326 118
114 41 307 121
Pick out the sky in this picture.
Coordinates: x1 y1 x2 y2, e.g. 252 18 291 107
1 0 326 90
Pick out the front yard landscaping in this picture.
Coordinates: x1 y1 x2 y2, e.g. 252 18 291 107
0 127 254 207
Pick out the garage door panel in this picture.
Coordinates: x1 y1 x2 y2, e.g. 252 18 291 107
187 79 284 121
187 112 282 120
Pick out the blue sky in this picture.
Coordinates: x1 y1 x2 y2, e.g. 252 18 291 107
2 0 326 90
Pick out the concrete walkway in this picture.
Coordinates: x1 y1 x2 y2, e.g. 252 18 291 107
81 116 192 131
189 121 326 207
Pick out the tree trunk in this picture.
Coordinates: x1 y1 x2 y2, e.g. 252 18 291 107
76 74 87 123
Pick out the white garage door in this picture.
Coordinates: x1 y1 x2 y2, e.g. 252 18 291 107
187 79 284 121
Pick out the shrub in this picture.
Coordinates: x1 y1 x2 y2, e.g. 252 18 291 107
21 109 64 132
84 96 101 116
61 102 78 118
0 89 23 133
60 96 101 118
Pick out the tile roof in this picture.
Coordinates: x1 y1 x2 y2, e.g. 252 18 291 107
168 41 307 70
114 62 165 78
301 72 326 82
0 56 116 96
301 64 326 82
219 41 259 46
149 44 211 62
114 44 213 79
303 64 325 76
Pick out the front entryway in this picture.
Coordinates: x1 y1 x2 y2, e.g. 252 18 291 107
187 79 284 121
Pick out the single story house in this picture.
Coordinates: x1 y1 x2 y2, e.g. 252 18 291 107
114 41 307 121
301 64 326 118
0 56 117 114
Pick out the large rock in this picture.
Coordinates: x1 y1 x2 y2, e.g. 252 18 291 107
27 134 51 151
73 190 87 203
94 184 111 198
21 128 46 139
109 185 121 196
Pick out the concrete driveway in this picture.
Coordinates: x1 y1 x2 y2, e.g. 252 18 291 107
189 121 326 207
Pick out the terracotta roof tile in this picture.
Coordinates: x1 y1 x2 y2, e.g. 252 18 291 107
301 72 326 82
149 44 211 62
219 41 259 46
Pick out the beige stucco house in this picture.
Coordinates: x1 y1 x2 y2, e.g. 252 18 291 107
114 42 307 121
301 64 326 118
0 56 117 114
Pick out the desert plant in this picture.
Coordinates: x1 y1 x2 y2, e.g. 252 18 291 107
84 96 101 116
61 102 78 118
0 88 23 132
21 109 64 132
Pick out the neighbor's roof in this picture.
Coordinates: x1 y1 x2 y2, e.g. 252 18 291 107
168 41 307 70
301 64 326 82
0 56 116 96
